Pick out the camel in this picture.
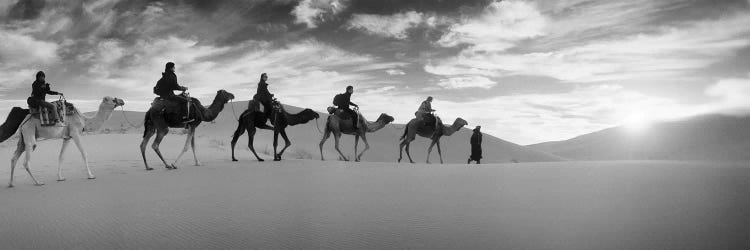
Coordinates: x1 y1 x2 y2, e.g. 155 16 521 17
140 90 235 170
319 109 394 161
5 97 125 187
398 117 468 164
230 101 320 161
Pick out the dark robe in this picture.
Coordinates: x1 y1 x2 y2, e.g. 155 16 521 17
470 130 482 160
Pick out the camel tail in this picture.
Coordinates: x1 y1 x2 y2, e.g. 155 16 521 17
399 124 408 141
232 113 245 138
0 107 29 143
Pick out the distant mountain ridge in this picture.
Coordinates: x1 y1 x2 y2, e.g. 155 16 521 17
529 114 750 162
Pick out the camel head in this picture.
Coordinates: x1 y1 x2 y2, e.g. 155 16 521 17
101 96 125 110
377 113 395 124
454 117 468 127
216 89 235 103
300 109 321 120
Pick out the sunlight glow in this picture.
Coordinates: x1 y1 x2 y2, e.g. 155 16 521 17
623 113 652 133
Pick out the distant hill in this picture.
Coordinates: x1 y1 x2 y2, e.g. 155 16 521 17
96 100 562 164
528 114 750 162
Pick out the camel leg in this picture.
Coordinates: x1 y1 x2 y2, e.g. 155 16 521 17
140 128 156 170
357 134 370 162
246 127 264 161
397 140 405 163
333 131 348 161
436 139 444 164
275 129 292 161
9 139 25 188
71 133 95 179
21 135 43 186
426 140 438 164
57 138 71 181
151 129 173 169
172 127 195 168
405 138 415 164
230 121 246 162
191 134 200 166
354 135 359 162
319 126 332 161
272 129 280 161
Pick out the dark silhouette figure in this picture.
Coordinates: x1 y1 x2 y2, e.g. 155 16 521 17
153 62 190 121
468 126 482 164
231 101 319 161
27 71 64 126
252 73 274 123
333 85 359 129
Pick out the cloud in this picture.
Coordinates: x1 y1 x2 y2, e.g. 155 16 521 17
385 69 405 75
437 76 496 89
704 77 750 113
7 0 46 20
0 30 59 89
346 11 441 39
428 11 750 83
292 0 348 28
436 0 547 51
53 35 400 116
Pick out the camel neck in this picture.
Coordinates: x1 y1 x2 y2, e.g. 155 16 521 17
441 122 462 136
365 118 388 133
83 104 115 132
200 95 226 122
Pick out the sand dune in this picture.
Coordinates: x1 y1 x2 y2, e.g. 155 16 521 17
2 105 747 249
1 137 748 249
530 114 750 162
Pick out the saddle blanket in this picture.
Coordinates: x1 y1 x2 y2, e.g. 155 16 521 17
29 100 74 126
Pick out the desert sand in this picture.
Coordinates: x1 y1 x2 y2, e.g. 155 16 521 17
1 134 749 249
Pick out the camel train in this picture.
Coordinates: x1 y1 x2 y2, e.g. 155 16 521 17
1 68 472 187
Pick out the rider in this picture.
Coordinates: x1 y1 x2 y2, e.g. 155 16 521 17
416 96 435 127
336 85 359 129
27 71 64 127
154 62 190 121
253 73 275 118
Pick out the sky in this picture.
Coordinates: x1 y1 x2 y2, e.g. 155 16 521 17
1 0 750 145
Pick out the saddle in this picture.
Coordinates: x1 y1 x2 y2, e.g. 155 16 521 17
248 99 281 113
327 106 357 120
151 95 200 122
416 112 437 128
29 100 74 126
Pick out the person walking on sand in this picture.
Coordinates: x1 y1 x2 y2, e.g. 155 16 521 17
468 126 482 164
27 71 65 127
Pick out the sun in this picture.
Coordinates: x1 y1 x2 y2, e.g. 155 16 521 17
623 113 652 133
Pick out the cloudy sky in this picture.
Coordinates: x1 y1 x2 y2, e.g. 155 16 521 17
1 0 749 144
